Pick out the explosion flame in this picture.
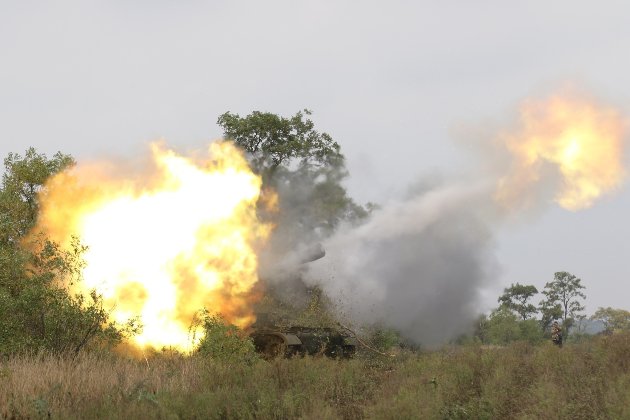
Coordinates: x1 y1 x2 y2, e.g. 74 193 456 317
35 141 271 351
497 93 626 211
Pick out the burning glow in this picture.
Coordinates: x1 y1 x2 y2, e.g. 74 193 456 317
496 93 626 210
35 142 271 351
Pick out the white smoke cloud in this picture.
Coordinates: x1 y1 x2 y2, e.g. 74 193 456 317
305 181 500 345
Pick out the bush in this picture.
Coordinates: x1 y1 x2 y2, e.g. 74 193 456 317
194 311 258 364
368 327 402 352
476 308 544 345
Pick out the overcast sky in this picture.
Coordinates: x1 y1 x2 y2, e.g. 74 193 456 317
2 0 629 313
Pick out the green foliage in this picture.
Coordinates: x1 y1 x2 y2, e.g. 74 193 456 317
0 148 74 244
539 271 586 335
0 148 138 355
0 234 139 355
368 327 402 352
497 282 538 320
194 311 258 363
591 307 630 334
518 318 545 344
539 299 563 333
218 109 369 237
218 109 343 174
476 307 544 345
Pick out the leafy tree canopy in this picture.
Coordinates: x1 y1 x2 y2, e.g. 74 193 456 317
218 109 369 238
217 109 343 176
498 283 538 320
0 148 74 246
539 271 586 335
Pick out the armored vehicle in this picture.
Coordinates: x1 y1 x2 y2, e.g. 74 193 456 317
250 325 357 359
250 242 357 358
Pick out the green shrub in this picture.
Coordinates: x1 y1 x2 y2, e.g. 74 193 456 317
369 327 401 352
477 307 544 345
194 311 258 364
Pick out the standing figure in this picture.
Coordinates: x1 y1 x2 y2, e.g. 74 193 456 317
551 321 563 348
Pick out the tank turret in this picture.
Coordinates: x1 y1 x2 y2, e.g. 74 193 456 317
250 243 356 359
250 321 357 359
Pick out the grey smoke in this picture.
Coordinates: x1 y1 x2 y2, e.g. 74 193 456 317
253 141 504 346
304 181 500 346
256 165 344 306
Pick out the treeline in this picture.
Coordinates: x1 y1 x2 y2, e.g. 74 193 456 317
470 272 630 346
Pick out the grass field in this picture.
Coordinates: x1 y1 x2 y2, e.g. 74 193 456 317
1 333 630 419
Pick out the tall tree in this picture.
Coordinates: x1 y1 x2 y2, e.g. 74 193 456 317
218 109 368 238
497 283 539 320
218 110 371 320
218 109 344 177
539 271 586 334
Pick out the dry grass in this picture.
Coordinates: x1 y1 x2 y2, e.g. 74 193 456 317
0 352 382 419
368 334 630 419
1 333 630 419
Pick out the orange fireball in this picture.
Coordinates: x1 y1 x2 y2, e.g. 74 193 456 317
35 141 271 351
497 92 626 211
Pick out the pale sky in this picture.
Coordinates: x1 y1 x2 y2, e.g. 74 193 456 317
2 0 629 314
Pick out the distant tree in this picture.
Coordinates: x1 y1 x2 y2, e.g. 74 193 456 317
591 307 630 334
498 283 539 320
539 271 586 335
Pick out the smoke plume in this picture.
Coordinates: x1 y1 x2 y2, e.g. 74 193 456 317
298 90 627 346
304 182 498 345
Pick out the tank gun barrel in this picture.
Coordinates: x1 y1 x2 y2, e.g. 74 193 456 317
300 243 325 264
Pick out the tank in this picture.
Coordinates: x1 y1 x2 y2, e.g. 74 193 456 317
250 324 357 359
250 243 357 359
